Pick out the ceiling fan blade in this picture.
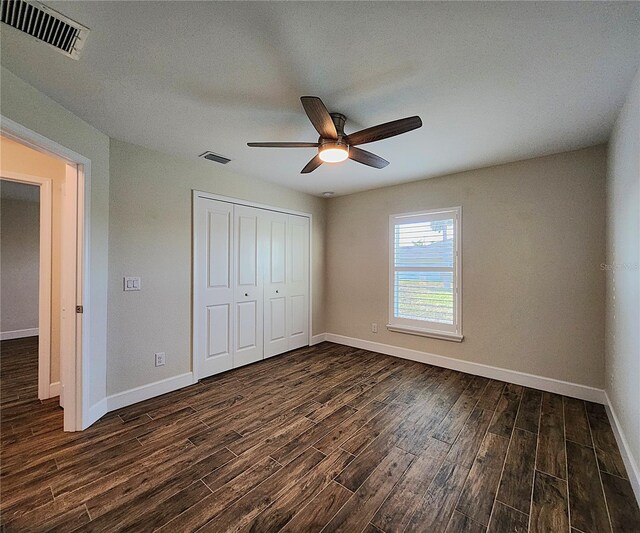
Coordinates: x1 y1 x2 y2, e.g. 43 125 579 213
300 96 338 139
345 116 422 146
301 154 323 174
247 142 319 148
349 146 389 169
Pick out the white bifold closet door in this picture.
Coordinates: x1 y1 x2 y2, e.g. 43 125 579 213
194 199 234 377
284 214 310 352
263 212 310 358
262 210 289 358
233 205 265 367
194 195 309 380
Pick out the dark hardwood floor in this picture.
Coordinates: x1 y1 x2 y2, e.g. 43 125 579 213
2 337 639 532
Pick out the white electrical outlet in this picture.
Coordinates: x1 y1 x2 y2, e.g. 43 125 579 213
371 323 378 333
154 352 166 367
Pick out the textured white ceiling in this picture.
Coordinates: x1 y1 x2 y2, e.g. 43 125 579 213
2 1 639 196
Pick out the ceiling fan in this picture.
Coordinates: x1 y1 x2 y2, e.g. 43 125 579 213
247 96 423 174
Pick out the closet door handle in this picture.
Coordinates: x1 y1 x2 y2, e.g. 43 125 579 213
276 290 279 294
244 293 248 297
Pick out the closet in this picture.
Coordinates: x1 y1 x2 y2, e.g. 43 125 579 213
193 194 310 379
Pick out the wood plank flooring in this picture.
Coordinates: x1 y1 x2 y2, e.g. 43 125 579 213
2 337 639 532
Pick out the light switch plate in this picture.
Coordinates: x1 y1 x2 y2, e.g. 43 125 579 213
124 276 141 291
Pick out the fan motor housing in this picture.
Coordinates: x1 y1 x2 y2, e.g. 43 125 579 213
329 113 347 135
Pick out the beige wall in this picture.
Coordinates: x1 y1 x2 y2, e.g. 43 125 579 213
107 139 326 394
1 66 110 408
0 136 67 384
0 187 39 333
606 67 640 482
326 146 606 388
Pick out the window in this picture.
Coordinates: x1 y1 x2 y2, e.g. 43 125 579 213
388 207 462 342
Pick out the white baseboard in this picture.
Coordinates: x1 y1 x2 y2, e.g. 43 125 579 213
106 372 196 412
324 333 606 404
0 328 39 340
604 391 640 505
310 333 327 345
85 398 108 429
49 381 60 397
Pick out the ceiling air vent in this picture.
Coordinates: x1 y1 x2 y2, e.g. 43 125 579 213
199 151 231 165
1 0 89 59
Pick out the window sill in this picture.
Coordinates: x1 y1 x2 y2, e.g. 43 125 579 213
386 324 464 343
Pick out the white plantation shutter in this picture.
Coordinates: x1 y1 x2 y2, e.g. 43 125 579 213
388 207 462 340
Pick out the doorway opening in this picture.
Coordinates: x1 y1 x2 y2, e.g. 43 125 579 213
0 181 43 410
0 131 85 431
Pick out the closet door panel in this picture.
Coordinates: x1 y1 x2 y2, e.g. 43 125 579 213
289 295 306 337
269 297 286 337
237 301 258 349
287 215 310 350
195 198 234 378
290 222 306 283
233 205 264 367
207 304 230 359
270 218 286 284
263 211 289 358
237 214 258 286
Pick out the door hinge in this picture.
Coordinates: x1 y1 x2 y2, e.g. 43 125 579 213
76 305 83 314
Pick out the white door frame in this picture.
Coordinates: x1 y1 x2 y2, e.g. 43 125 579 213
1 116 91 432
192 190 313 381
0 172 53 400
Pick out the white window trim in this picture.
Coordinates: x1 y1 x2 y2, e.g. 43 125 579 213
387 206 463 342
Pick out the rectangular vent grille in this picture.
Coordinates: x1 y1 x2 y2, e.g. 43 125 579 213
1 0 89 59
199 151 231 165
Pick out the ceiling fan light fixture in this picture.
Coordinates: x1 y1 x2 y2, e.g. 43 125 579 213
319 141 349 163
247 96 422 173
